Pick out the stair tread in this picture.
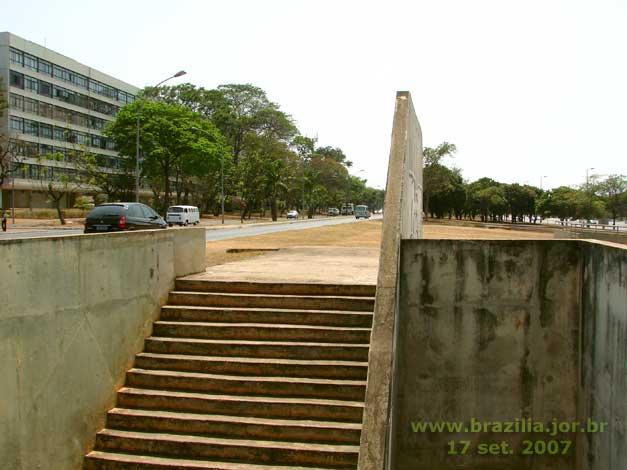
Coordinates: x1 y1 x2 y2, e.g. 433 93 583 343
119 387 365 407
137 353 367 367
154 321 371 331
86 450 340 470
129 368 367 386
162 305 373 315
109 408 362 429
170 291 374 300
97 428 360 452
148 337 369 347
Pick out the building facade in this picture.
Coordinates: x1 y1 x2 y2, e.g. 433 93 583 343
0 32 139 209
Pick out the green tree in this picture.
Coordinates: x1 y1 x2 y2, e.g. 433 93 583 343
423 142 457 216
34 151 93 224
105 100 229 212
597 174 627 224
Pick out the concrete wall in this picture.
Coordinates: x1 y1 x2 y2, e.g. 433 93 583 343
358 91 423 470
393 240 581 469
580 241 627 470
0 228 205 470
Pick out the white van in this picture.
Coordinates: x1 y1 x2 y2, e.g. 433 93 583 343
166 205 200 226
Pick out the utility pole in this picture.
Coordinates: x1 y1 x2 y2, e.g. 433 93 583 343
135 71 187 203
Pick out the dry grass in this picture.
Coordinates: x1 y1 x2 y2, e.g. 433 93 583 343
205 219 553 267
205 220 382 266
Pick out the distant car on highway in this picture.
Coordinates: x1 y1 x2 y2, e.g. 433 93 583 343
84 203 167 233
166 205 200 226
287 210 299 219
355 205 371 219
327 208 339 216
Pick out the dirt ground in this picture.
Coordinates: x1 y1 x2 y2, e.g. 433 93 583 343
205 219 552 267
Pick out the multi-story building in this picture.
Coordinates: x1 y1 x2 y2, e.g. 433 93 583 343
0 32 139 209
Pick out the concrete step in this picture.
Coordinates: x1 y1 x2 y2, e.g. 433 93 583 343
134 353 368 379
117 388 365 423
125 369 366 401
106 408 362 445
160 306 373 328
151 322 371 344
84 450 341 469
145 337 370 361
168 292 374 312
175 279 376 297
93 429 358 468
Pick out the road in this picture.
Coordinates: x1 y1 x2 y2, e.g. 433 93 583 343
0 215 382 241
204 215 382 241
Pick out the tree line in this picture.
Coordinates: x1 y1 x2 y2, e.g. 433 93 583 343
104 83 384 220
424 143 627 224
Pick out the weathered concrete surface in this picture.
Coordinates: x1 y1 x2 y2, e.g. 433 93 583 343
0 228 205 470
555 228 627 246
185 246 378 285
580 241 627 470
393 240 581 469
359 91 423 470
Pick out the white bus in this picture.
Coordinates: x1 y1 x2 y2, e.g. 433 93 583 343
166 205 200 226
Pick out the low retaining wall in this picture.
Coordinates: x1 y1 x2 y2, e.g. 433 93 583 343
0 228 205 470
580 241 627 470
394 240 581 469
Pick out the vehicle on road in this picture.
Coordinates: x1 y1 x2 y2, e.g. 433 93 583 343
287 210 299 219
166 205 200 226
327 208 339 216
84 203 167 233
341 203 354 215
355 205 371 219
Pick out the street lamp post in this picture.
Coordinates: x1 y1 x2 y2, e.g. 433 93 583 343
135 70 187 202
191 127 224 224
540 175 548 190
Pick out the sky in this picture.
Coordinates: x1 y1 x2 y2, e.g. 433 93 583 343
3 0 626 190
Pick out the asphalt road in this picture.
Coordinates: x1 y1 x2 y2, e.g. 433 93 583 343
205 215 382 241
0 215 382 241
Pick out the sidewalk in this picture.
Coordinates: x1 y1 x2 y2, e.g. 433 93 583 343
184 246 379 285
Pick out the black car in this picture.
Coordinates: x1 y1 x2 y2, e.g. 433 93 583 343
84 203 167 233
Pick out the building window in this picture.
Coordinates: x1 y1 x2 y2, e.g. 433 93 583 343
10 93 24 111
23 119 39 136
24 97 38 115
74 75 88 89
54 127 65 141
41 144 54 156
10 48 23 66
39 102 54 119
24 54 38 71
10 117 24 133
38 81 52 98
29 164 40 179
40 123 53 139
38 59 52 76
24 142 39 157
53 65 64 80
25 76 38 93
10 70 24 89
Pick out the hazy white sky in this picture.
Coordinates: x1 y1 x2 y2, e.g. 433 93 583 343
3 0 626 190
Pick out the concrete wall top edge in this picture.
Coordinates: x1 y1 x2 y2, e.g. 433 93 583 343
0 227 205 247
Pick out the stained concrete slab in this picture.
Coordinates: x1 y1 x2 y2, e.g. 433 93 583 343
183 246 379 285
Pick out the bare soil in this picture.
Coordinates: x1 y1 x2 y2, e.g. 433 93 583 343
205 220 551 267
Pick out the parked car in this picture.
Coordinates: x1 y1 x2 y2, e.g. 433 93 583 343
327 208 339 216
166 205 200 226
287 210 299 219
355 205 371 219
84 203 167 233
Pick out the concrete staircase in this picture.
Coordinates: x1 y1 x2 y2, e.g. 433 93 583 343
83 279 375 470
